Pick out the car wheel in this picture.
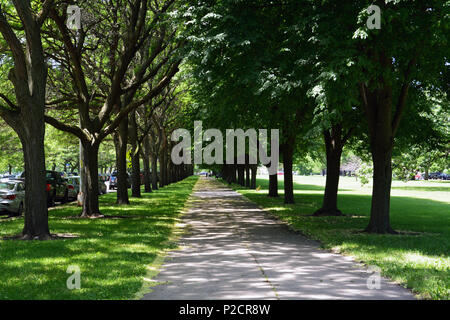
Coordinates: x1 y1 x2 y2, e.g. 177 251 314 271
17 202 24 217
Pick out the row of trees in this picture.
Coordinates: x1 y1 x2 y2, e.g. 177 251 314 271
180 0 449 233
0 0 191 239
0 0 448 239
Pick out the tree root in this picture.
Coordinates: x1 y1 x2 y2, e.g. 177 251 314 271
312 208 345 217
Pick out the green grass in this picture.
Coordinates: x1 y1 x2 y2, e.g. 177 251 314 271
231 175 450 300
0 176 198 300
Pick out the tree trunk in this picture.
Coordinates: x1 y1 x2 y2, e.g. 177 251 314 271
268 173 278 197
80 142 101 217
237 164 245 186
114 118 130 205
159 146 167 187
314 130 344 216
167 157 173 185
151 153 158 190
250 165 257 189
363 85 397 234
16 117 50 239
424 166 429 180
365 147 395 233
283 144 294 204
245 164 251 188
231 164 237 183
142 136 152 193
0 19 51 239
129 112 141 198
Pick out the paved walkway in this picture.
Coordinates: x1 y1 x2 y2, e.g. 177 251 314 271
142 178 414 300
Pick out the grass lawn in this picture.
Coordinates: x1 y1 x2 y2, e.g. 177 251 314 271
0 176 198 300
231 175 450 300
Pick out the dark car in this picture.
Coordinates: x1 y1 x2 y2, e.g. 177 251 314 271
44 171 69 206
108 172 131 190
429 172 448 180
20 170 69 207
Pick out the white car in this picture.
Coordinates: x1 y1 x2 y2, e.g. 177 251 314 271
0 180 25 216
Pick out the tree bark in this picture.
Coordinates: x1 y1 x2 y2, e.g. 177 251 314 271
231 164 237 183
114 117 130 204
268 173 278 197
159 144 167 187
80 142 101 217
314 129 345 216
151 153 158 190
129 112 141 198
250 165 257 189
237 164 245 186
0 9 51 239
361 84 397 234
283 144 294 204
142 136 152 193
365 146 395 233
245 164 251 188
16 118 50 239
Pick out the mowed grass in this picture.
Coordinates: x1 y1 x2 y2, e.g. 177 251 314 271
0 176 198 300
231 175 450 300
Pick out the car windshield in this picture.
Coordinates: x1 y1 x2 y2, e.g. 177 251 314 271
0 183 14 191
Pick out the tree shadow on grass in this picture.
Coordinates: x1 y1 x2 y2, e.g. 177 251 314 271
0 176 199 299
240 190 449 254
238 187 449 299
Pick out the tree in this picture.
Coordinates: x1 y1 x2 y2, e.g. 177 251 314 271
353 0 449 233
183 0 318 204
0 0 55 240
43 0 181 215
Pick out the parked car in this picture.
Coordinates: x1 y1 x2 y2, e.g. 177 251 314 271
21 170 69 207
66 176 81 200
429 172 449 180
1 174 17 180
0 180 25 216
67 175 107 197
108 172 131 190
45 171 69 206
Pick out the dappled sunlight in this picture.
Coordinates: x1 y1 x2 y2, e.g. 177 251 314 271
143 178 413 300
0 176 199 299
233 175 450 299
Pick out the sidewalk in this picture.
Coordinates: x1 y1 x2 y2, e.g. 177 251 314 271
142 177 414 300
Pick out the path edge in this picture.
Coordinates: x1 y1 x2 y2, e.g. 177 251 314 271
133 176 200 300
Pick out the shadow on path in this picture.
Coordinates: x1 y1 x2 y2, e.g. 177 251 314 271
142 178 414 300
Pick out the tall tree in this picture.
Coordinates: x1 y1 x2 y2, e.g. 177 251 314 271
44 0 181 215
353 0 449 233
0 0 55 240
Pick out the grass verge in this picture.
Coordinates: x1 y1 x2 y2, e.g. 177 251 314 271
229 176 449 300
0 176 198 300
